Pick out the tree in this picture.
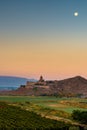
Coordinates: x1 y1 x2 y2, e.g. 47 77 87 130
72 110 87 124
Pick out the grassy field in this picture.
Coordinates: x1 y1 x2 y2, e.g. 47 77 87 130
0 96 87 113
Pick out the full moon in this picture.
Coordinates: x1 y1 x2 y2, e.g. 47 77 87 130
74 12 78 16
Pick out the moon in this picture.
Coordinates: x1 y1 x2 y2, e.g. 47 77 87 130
74 12 79 16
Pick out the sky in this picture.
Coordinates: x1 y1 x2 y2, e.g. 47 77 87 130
0 0 87 80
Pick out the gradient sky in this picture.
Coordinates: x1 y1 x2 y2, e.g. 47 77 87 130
0 0 87 80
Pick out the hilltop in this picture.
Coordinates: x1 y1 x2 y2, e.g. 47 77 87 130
1 75 87 97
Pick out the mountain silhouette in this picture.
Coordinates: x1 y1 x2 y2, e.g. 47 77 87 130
0 76 36 87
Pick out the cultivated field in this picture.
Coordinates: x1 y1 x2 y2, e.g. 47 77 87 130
0 96 87 115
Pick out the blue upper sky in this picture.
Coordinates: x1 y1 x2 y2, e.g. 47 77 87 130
0 0 86 36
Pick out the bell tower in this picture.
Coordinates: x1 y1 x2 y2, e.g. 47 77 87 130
39 75 44 82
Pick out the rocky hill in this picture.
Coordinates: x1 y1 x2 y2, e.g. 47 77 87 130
0 76 87 97
55 76 87 97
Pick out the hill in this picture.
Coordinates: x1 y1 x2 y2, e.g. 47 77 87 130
4 76 87 97
55 76 87 97
0 102 71 129
0 76 87 97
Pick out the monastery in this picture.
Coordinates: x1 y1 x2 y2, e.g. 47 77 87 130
22 76 51 89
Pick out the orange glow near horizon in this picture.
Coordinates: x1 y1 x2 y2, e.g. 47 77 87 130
0 35 87 80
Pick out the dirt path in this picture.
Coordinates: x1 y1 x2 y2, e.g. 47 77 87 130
44 115 87 129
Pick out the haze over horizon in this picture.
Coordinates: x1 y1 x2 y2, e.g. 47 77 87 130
0 0 87 79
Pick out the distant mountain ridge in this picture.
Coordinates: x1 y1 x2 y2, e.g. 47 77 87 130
0 76 36 88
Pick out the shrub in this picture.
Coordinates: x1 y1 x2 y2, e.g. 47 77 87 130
72 110 87 124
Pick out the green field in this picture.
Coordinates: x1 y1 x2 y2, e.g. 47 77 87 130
0 96 87 114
